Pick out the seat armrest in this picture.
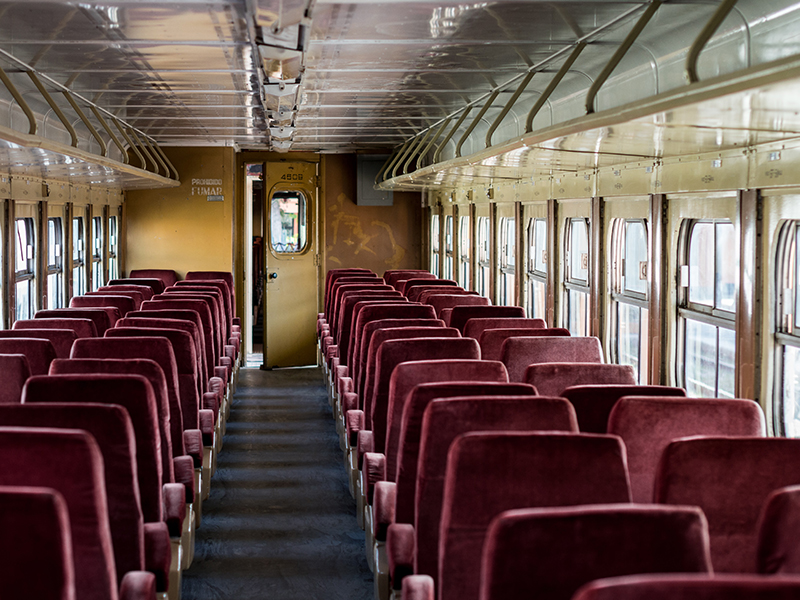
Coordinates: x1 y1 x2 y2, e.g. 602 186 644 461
387 523 416 590
199 410 215 447
214 366 229 386
362 451 385 505
357 429 374 469
342 392 359 414
163 483 187 537
202 392 219 420
233 317 241 326
144 521 171 592
346 410 364 447
183 429 203 468
119 571 157 600
173 456 195 503
403 576 434 600
373 481 396 542
337 375 353 398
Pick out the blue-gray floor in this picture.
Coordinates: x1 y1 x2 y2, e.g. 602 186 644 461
182 367 373 599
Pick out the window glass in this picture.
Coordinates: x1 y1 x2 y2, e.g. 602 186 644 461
715 222 736 311
47 217 64 309
783 345 800 437
566 288 588 336
624 221 647 295
533 218 547 274
499 218 515 305
270 190 307 253
73 216 86 296
568 218 589 283
430 213 440 277
564 218 590 335
444 215 454 280
15 218 35 320
526 218 547 320
477 216 490 297
92 216 104 290
459 215 470 288
108 215 118 281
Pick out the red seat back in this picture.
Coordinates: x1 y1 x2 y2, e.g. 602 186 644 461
524 363 637 396
426 294 489 317
0 354 30 404
98 284 154 301
480 327 570 361
400 278 457 295
108 277 166 294
130 268 179 288
86 289 144 311
462 317 545 341
501 336 604 381
36 308 116 334
0 338 56 375
71 294 135 317
14 317 97 339
0 329 77 359
448 305 527 333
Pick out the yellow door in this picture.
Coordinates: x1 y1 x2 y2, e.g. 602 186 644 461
263 161 319 367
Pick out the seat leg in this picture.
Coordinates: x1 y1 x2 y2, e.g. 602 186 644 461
168 537 183 600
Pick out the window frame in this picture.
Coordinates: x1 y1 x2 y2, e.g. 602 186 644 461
563 217 591 335
526 217 547 319
91 215 104 291
676 218 737 398
774 220 800 435
498 216 515 306
430 212 440 277
476 215 490 297
72 213 86 297
268 189 310 256
458 214 470 289
47 216 64 309
15 217 36 320
108 213 119 281
444 214 454 280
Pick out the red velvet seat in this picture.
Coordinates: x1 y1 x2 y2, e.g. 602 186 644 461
757 485 800 575
524 363 636 395
609 396 765 502
429 432 630 600
142 299 218 371
328 282 389 333
14 317 97 339
478 505 711 600
133 309 211 381
98 284 155 301
130 268 179 288
562 384 686 433
573 574 800 600
426 294 490 318
448 305 527 334
0 403 171 592
0 354 30 404
462 317 546 341
173 282 232 337
0 338 57 375
50 357 180 479
334 293 405 360
108 277 166 295
71 294 136 317
323 269 375 310
0 427 156 600
0 486 74 600
36 307 117 334
656 437 800 572
86 289 145 311
501 336 604 381
400 278 458 296
0 329 77 359
384 270 433 289
479 327 570 360
325 276 383 318
156 292 225 359
409 286 465 303
346 300 411 370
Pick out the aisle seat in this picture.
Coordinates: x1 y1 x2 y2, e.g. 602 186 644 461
561 385 685 433
757 485 800 574
501 336 604 382
131 268 179 288
0 338 57 375
134 309 211 381
14 317 98 338
0 354 30 404
448 305 527 334
184 271 237 326
327 280 387 331
392 432 629 599
109 277 167 295
524 362 636 396
479 327 570 361
573 574 800 600
609 396 765 502
655 437 800 572
71 294 136 318
0 402 173 596
0 427 157 599
346 301 412 373
36 307 117 334
157 292 226 363
477 505 711 600
462 316 545 341
0 329 77 359
0 486 74 600
325 290 399 358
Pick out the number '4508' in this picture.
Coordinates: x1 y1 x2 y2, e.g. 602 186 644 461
280 173 304 181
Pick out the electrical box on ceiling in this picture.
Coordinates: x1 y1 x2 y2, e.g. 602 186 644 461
357 155 393 206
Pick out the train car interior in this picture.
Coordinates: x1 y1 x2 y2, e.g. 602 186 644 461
5 0 800 599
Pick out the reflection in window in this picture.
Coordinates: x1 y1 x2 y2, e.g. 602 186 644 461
108 215 118 281
679 220 736 398
270 190 307 253
775 221 800 436
498 217 515 305
430 213 440 277
15 218 36 320
444 215 454 280
458 215 470 288
526 218 547 319
73 215 86 296
564 218 590 336
47 217 64 308
611 219 649 383
477 216 490 297
92 216 104 291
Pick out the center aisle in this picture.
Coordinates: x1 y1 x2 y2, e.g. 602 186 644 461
183 366 373 599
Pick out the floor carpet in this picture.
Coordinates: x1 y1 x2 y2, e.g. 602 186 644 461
182 366 373 599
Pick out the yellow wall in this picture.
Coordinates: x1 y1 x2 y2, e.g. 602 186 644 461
125 146 235 279
323 154 422 275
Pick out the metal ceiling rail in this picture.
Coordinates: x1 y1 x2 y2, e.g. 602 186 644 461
377 1 649 182
685 0 740 83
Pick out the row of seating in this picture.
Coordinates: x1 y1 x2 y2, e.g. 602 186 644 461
317 267 800 600
0 269 240 600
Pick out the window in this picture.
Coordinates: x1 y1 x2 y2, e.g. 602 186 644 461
430 213 440 277
564 218 590 336
498 217 515 305
15 218 36 320
678 220 736 398
476 216 490 297
47 217 64 308
91 215 104 290
269 190 308 254
526 218 547 319
458 215 470 288
73 215 86 296
774 221 800 436
611 219 649 383
108 214 119 281
443 215 454 280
